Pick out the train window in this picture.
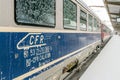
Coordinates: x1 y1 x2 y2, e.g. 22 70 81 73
15 0 55 27
88 14 93 31
96 21 100 32
80 10 87 31
93 18 98 31
98 22 101 32
63 0 77 29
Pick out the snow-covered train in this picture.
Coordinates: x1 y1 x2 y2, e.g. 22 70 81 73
0 0 112 80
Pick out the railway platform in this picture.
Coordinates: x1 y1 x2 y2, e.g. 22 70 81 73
79 35 120 80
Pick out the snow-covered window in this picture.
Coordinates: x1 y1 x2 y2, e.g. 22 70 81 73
15 0 55 27
88 14 93 31
80 10 87 31
63 0 77 29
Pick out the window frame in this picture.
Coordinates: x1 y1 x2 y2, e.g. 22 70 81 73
93 18 97 31
63 0 77 30
88 14 93 31
80 9 87 31
14 0 56 28
97 21 101 32
93 18 100 32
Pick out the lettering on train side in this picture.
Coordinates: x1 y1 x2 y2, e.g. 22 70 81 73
29 35 44 45
0 71 6 80
16 33 53 68
17 33 46 50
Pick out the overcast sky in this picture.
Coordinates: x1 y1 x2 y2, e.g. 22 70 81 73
83 0 114 30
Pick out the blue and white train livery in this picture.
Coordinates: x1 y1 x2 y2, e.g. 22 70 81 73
0 0 111 80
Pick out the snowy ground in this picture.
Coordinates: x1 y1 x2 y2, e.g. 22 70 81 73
79 35 120 80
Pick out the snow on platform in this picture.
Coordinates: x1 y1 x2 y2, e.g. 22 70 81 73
79 35 120 80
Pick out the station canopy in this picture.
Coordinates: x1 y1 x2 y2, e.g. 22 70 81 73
104 0 120 30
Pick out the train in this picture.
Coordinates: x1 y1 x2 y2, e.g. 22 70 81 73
101 24 112 45
0 0 112 80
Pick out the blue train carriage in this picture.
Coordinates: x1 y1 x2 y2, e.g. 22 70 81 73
0 0 102 80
